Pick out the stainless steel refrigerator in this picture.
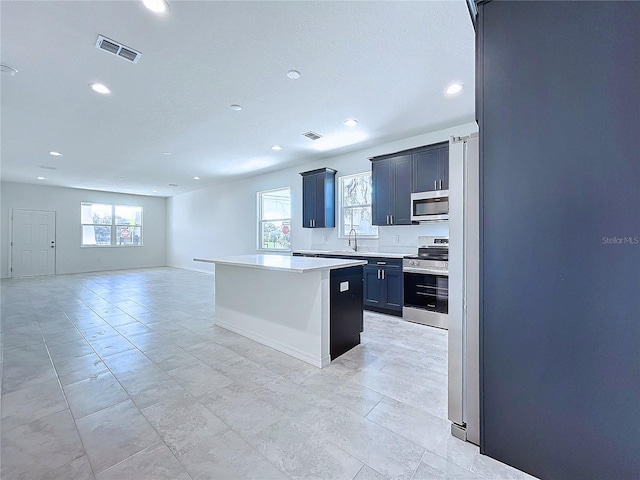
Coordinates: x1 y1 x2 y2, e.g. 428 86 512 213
447 131 479 445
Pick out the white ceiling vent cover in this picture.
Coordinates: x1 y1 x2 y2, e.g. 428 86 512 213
95 35 142 64
302 131 323 140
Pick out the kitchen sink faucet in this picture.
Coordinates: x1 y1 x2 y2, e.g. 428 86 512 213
348 228 358 252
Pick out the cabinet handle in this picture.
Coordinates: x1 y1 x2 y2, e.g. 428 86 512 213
377 261 387 265
386 215 389 224
382 270 385 280
434 180 438 190
391 215 394 224
377 269 380 279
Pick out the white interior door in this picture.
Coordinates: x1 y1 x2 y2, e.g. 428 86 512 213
11 209 56 277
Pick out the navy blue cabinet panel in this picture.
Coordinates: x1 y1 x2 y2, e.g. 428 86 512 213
371 154 412 225
391 155 412 224
412 142 449 193
371 160 392 226
477 1 640 479
363 265 382 306
300 168 335 228
384 268 403 309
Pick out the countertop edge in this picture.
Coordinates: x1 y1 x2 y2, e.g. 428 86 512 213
292 250 411 259
193 257 367 273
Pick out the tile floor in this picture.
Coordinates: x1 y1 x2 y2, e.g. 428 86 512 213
0 267 536 480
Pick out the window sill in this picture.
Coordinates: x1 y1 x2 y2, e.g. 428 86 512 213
81 244 144 248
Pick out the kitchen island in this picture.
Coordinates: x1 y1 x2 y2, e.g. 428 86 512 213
193 255 366 367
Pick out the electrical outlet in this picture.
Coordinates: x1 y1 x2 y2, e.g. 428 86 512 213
393 235 400 243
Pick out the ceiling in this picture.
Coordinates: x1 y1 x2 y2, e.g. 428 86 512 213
0 0 475 197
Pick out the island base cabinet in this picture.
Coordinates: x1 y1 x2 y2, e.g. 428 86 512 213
329 266 363 360
213 262 363 368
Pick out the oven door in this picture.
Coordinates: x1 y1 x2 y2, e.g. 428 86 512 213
404 271 448 314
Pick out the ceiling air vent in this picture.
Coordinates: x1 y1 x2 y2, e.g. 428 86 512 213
95 35 142 64
302 131 323 141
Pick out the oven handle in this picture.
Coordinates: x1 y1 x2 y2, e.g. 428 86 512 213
403 267 449 276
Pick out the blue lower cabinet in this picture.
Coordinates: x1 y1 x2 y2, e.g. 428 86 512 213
363 260 403 317
384 268 403 309
363 266 383 306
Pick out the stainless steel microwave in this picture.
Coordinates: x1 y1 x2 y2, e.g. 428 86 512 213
411 190 449 222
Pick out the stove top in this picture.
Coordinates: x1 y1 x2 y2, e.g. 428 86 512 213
403 236 449 274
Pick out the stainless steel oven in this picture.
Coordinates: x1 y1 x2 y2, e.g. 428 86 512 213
403 236 449 329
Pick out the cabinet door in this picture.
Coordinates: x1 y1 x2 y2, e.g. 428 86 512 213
363 266 382 306
390 155 412 224
371 160 391 225
383 268 404 310
413 148 440 192
314 173 326 227
302 174 316 228
439 145 449 190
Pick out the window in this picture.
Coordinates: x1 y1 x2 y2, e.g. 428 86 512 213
81 203 143 246
339 172 378 238
258 187 291 251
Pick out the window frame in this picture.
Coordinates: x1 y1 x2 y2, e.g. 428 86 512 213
338 172 379 239
257 186 292 252
81 202 143 247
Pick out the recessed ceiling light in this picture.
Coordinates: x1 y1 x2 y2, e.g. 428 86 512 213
445 83 464 95
142 0 169 13
193 176 200 180
162 152 172 155
152 190 158 193
0 64 18 76
230 104 242 111
271 145 282 151
90 83 111 95
49 151 63 156
287 70 301 80
37 176 46 180
344 119 358 127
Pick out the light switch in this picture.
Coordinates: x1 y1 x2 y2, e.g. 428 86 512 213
340 281 349 292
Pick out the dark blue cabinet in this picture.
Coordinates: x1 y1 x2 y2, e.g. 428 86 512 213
300 168 336 228
371 154 412 225
412 142 449 192
363 266 382 306
384 268 403 309
362 259 403 316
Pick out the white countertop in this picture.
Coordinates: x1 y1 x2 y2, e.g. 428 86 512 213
194 255 367 273
292 249 411 259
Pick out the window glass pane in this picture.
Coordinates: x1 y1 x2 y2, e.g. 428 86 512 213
339 173 378 238
342 174 372 206
116 226 142 245
260 221 291 250
81 203 112 225
115 205 142 225
82 225 112 246
261 188 290 220
343 207 377 236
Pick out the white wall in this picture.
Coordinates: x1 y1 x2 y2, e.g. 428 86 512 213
0 182 167 278
168 122 477 273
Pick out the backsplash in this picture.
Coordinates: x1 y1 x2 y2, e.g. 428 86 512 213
308 222 449 253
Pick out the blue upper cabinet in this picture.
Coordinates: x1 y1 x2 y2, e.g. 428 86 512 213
412 142 449 192
371 154 412 225
300 168 336 228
